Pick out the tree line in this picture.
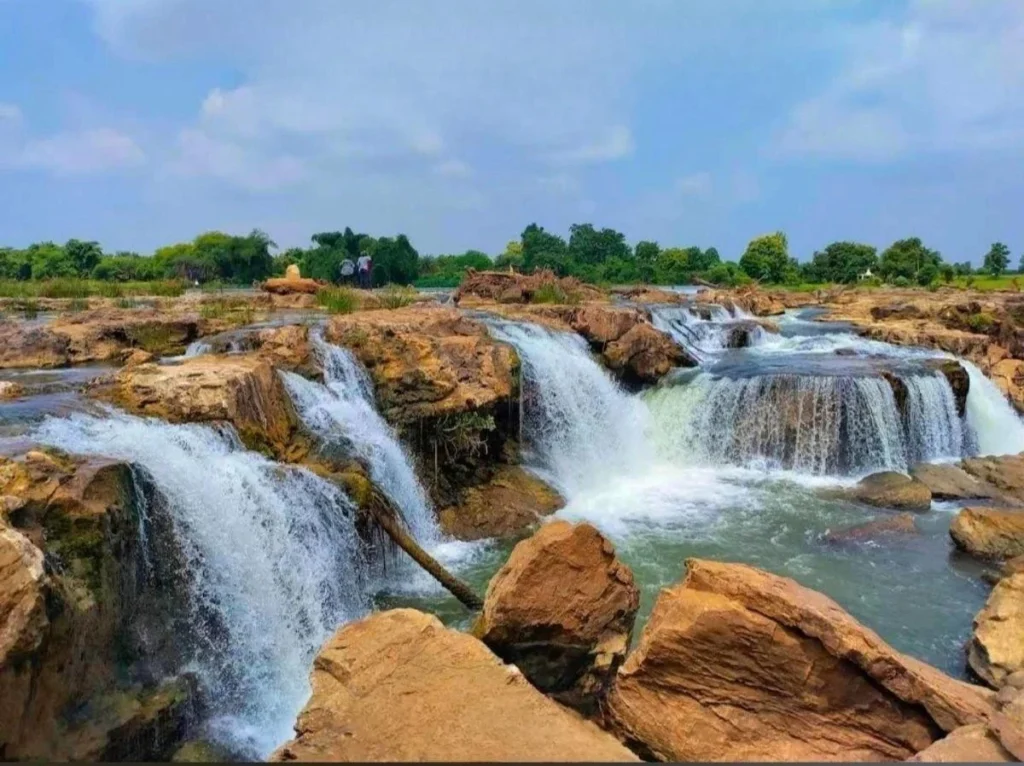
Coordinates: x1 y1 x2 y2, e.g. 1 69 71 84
1 224 1021 288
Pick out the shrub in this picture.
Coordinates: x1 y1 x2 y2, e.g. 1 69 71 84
892 276 911 288
317 287 359 314
529 282 581 305
966 312 996 332
378 284 418 310
67 298 89 312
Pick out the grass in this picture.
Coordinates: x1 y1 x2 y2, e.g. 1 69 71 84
317 286 359 314
126 324 178 353
0 278 185 299
529 283 582 305
377 284 418 310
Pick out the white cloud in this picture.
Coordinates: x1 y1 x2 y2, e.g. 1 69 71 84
172 128 304 191
775 0 1024 161
675 172 713 198
15 127 145 175
550 125 635 165
536 173 580 196
433 159 472 178
0 102 23 125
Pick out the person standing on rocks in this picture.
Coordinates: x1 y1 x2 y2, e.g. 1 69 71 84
356 253 372 289
339 258 356 286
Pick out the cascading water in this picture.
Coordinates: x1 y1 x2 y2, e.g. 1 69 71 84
964 360 1024 455
904 371 964 462
281 330 439 544
650 304 770 356
30 411 368 758
648 373 909 475
183 340 211 357
485 320 652 498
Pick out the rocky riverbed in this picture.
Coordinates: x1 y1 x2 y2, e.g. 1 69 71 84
3 277 1024 761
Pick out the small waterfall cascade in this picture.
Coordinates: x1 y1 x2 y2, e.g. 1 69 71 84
647 370 966 476
485 320 652 498
650 304 770 356
30 411 368 759
183 340 212 357
964 360 1024 455
281 330 439 545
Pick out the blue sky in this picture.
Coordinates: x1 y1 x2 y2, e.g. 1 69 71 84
1 0 1023 264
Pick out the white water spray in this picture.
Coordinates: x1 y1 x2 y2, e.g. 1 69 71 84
964 360 1024 455
281 331 439 544
31 411 367 759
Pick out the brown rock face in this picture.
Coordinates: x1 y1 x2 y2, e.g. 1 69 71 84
438 466 562 541
96 354 299 457
270 609 637 762
262 276 322 295
0 380 24 400
969 574 1024 688
454 269 607 305
602 323 690 384
604 559 995 762
951 507 1024 559
847 471 933 511
962 454 1024 504
474 521 640 712
909 724 1015 762
911 463 1020 505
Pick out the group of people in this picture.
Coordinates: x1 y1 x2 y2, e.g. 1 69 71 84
339 254 373 288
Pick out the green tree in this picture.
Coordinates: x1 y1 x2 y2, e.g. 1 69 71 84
494 241 524 271
806 241 878 284
520 224 568 274
366 234 419 285
64 239 103 276
878 238 941 282
739 232 794 283
653 247 691 285
566 224 630 270
983 242 1010 277
941 264 955 284
26 242 75 279
634 240 660 283
917 263 939 286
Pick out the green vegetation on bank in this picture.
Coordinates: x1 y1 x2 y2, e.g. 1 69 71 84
4 225 1024 294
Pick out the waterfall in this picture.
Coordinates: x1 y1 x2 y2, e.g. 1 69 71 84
650 305 771 356
31 411 368 759
183 340 211 357
281 331 439 544
647 371 966 476
904 371 964 462
964 360 1024 455
485 320 652 498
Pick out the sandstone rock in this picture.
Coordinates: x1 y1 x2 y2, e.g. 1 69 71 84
571 305 641 345
847 471 933 511
438 466 562 540
271 609 637 762
602 323 693 384
454 269 606 305
990 359 1024 413
930 359 970 417
824 512 918 544
909 724 1015 762
950 507 1024 559
963 454 1024 503
96 354 299 457
285 263 301 280
474 521 639 712
605 559 995 762
262 277 322 295
0 380 24 400
123 349 155 367
254 324 314 375
0 524 48 663
911 463 1019 505
969 574 1024 688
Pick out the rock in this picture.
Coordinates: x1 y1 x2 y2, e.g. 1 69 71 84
285 263 301 280
846 471 933 511
930 359 970 417
123 349 155 367
96 354 300 458
254 324 314 376
1004 555 1024 577
909 724 1015 762
270 609 637 762
962 454 1024 504
969 573 1024 688
911 463 1020 505
872 303 925 321
571 305 642 345
474 521 639 712
0 380 24 400
990 359 1024 413
604 559 995 762
454 269 606 305
438 467 562 541
262 277 322 295
0 524 48 664
602 323 694 384
950 507 1024 559
824 512 918 544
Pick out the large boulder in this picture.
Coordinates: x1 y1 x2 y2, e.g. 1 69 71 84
0 381 24 400
969 574 1024 688
824 512 918 544
604 559 995 762
262 276 322 295
950 508 1024 559
474 521 639 712
845 471 933 511
95 354 301 458
270 609 637 762
438 466 562 541
911 463 1020 506
909 724 1015 762
962 454 1024 504
602 323 692 384
1 452 192 760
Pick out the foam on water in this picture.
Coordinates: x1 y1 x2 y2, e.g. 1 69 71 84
964 360 1024 455
31 410 367 758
